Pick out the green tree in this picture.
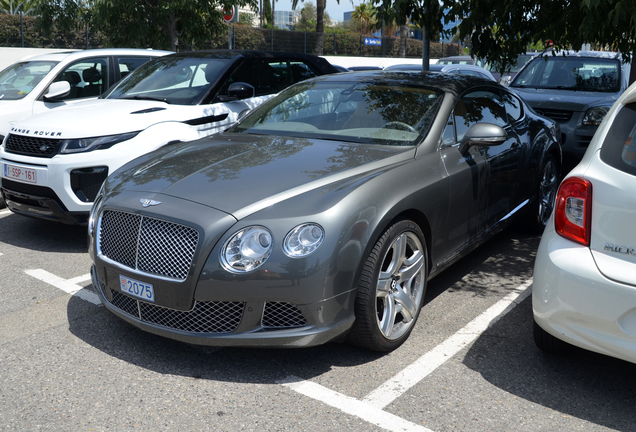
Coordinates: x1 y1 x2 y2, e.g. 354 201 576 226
351 3 377 35
1 0 36 15
34 0 92 38
373 0 636 83
262 0 271 26
92 0 258 51
292 0 339 54
296 3 317 31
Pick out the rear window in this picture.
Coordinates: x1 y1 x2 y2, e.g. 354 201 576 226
600 103 636 175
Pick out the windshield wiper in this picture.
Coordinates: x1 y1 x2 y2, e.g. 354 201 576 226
120 95 170 103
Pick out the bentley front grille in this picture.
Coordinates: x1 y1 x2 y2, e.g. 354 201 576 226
98 210 199 281
5 134 62 158
108 287 244 333
262 301 307 328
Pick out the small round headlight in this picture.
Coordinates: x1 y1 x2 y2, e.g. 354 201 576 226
583 107 609 126
221 226 273 273
284 223 325 257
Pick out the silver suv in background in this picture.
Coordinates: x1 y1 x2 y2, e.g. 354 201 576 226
509 50 630 169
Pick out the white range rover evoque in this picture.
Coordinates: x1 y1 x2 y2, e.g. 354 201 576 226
0 50 338 224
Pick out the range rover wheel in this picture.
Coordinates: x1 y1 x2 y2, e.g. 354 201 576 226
347 219 427 352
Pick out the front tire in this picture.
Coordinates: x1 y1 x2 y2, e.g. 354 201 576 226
347 219 428 352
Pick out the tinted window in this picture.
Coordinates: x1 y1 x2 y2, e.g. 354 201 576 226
106 56 232 105
502 91 522 123
117 56 152 79
600 103 636 176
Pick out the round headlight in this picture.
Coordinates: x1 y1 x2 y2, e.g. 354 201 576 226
284 223 325 257
583 107 609 126
221 226 273 273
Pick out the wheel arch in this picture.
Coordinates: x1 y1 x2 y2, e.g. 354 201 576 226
353 207 433 289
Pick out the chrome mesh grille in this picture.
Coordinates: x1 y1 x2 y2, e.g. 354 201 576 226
99 210 199 280
110 289 244 333
262 302 307 328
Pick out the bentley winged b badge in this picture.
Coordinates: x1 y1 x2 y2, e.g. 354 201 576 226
140 198 162 207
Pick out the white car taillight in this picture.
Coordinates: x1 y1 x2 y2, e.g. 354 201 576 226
554 177 593 246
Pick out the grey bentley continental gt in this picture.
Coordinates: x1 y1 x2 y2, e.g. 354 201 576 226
88 71 561 352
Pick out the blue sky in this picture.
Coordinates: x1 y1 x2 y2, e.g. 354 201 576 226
272 0 363 22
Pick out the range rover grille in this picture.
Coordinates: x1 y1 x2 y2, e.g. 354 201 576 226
98 210 199 281
5 134 62 158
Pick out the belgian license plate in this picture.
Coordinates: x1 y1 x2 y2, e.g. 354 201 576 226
119 275 155 302
3 163 37 183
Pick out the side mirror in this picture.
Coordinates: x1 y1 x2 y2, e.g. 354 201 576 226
458 123 508 154
227 82 255 100
43 81 71 101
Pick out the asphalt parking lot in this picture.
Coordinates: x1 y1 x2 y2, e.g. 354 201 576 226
1 207 635 431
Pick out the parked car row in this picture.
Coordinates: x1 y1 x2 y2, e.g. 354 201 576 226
2 46 634 363
0 50 338 222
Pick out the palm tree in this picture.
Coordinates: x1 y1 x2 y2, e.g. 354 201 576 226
0 0 36 15
291 0 336 55
351 3 377 35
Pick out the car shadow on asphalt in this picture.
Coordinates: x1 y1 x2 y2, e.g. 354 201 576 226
424 227 541 305
64 227 542 386
462 295 636 430
66 293 385 384
0 211 88 253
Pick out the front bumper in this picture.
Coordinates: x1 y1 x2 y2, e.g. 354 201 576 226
91 265 356 348
533 225 636 364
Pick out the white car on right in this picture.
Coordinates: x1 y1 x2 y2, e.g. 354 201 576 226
533 78 636 364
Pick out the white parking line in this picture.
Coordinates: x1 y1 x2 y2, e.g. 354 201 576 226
0 209 10 216
25 269 101 305
281 377 434 432
280 279 533 431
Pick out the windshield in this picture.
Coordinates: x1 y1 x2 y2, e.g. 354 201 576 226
0 60 57 101
232 80 443 146
105 56 232 105
511 56 621 92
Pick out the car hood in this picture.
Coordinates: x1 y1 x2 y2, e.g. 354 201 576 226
511 87 621 110
107 133 414 219
7 99 214 138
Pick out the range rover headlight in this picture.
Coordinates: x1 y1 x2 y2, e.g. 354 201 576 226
583 107 609 126
221 226 273 273
59 131 140 154
284 223 324 257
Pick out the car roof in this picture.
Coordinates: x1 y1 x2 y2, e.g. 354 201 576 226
308 70 500 97
20 48 172 62
164 49 326 61
538 50 623 60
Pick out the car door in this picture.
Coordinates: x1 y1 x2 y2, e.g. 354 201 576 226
438 94 492 256
438 88 523 254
